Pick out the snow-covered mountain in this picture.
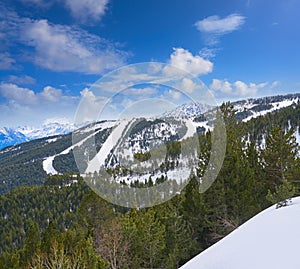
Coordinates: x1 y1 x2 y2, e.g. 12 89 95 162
162 102 213 118
1 94 299 149
180 197 300 269
0 127 28 149
16 121 76 140
0 121 77 149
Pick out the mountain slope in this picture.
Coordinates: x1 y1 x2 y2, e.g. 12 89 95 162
180 197 300 269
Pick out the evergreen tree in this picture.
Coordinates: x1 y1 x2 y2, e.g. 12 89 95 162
262 126 298 187
266 179 296 208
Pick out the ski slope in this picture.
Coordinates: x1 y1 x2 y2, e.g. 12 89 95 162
180 119 197 141
85 120 130 174
180 197 300 269
42 121 116 175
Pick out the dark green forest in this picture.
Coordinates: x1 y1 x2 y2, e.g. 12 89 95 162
0 103 299 268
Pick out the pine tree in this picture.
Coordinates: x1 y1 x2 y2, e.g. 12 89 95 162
266 179 296 209
262 126 298 186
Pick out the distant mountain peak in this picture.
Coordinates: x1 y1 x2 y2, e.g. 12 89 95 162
162 102 213 118
0 122 77 149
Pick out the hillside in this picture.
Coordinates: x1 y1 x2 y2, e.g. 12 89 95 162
180 197 300 269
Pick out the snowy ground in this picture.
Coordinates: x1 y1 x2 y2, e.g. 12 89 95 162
180 197 300 269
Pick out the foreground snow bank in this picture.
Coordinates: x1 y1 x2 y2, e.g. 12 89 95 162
180 197 300 269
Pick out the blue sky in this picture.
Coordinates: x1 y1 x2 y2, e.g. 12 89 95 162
0 0 300 127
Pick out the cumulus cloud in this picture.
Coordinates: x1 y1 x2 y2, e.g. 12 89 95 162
0 83 36 105
0 83 79 127
0 83 63 105
77 88 109 123
180 78 197 93
195 14 245 45
210 79 268 98
40 86 62 102
65 0 109 22
164 48 213 76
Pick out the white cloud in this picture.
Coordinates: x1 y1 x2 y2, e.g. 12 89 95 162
0 83 64 105
123 87 158 97
167 90 182 100
0 83 79 127
164 48 213 76
270 81 280 88
18 0 109 23
8 75 36 85
195 14 245 34
210 79 268 98
0 53 16 70
195 14 245 45
210 79 232 94
40 86 62 102
20 19 126 74
65 0 109 22
0 7 127 74
0 83 36 105
199 47 220 59
181 78 197 93
77 88 109 122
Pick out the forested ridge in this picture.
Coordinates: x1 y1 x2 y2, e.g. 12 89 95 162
0 102 299 268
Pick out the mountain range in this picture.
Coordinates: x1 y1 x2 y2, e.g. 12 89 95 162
0 121 77 150
1 93 299 150
0 93 299 194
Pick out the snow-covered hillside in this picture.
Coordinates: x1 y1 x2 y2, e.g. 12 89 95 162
233 94 299 122
180 197 300 269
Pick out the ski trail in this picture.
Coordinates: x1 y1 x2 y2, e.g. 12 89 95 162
180 119 197 141
85 120 130 174
42 123 116 175
42 156 57 175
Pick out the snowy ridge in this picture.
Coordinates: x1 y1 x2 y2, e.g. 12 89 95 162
180 197 300 269
233 95 299 122
162 102 213 118
0 122 77 149
17 121 76 139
